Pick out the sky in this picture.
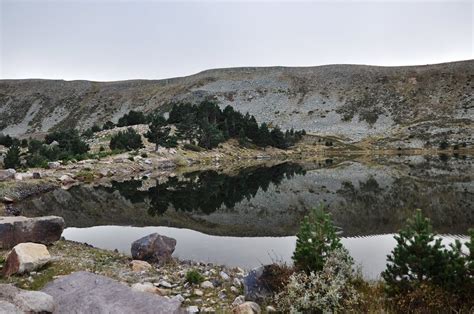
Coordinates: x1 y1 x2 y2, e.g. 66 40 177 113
0 0 472 81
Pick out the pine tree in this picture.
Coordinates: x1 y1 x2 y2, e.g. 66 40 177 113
292 205 342 273
146 115 177 149
255 123 272 147
4 145 21 169
382 209 449 296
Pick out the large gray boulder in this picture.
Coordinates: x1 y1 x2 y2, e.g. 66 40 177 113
0 169 16 181
0 216 65 249
243 266 272 302
131 233 176 263
0 284 56 313
42 271 182 314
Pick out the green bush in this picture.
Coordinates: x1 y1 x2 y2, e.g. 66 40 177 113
4 145 21 169
382 210 473 311
183 143 204 152
292 205 342 273
109 128 144 151
185 269 204 284
117 110 147 127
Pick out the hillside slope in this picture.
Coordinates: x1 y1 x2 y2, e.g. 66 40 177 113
1 60 472 147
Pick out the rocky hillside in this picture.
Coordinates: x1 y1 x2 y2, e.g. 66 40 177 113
1 60 472 147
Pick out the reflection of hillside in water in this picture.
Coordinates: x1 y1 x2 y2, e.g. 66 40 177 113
17 156 473 237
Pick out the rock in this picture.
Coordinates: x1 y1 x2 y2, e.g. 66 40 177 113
233 277 242 287
266 305 277 312
230 286 239 293
130 260 152 272
59 175 75 184
49 141 59 147
144 159 152 165
186 305 199 313
47 161 60 169
157 280 173 288
42 271 182 314
0 216 65 249
32 172 41 179
131 282 165 296
220 271 230 281
0 169 16 181
171 294 184 303
232 295 246 306
232 302 261 314
193 289 203 296
2 242 51 276
0 284 56 313
243 266 272 302
200 280 214 289
131 233 176 263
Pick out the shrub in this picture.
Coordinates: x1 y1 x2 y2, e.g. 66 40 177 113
183 143 204 152
45 129 89 156
257 263 294 294
102 121 116 130
28 139 43 153
292 205 342 273
275 248 360 312
26 153 48 168
20 139 28 148
4 145 21 169
185 269 204 284
109 128 144 151
117 110 147 127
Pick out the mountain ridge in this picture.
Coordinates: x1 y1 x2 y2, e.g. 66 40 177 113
1 60 472 148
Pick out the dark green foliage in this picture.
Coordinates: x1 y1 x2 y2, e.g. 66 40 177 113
26 153 48 168
383 210 473 306
82 129 94 138
146 115 177 149
185 269 204 284
163 101 305 150
439 140 449 150
183 143 204 152
45 129 89 157
91 124 101 133
0 134 14 147
109 128 144 151
20 139 28 148
4 145 21 169
102 121 116 130
292 205 342 273
117 110 147 127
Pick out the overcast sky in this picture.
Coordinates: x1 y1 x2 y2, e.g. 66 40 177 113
1 0 472 81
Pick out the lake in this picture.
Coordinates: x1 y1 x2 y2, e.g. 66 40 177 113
17 154 473 279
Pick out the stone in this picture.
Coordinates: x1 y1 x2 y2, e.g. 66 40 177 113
232 302 261 314
0 216 65 249
59 175 75 184
47 161 60 169
130 260 152 272
233 277 242 287
266 305 277 312
32 172 41 179
243 266 272 302
131 233 176 263
2 242 51 276
200 280 214 289
230 286 239 293
0 284 56 313
193 289 203 297
131 282 165 296
220 271 230 281
158 280 173 288
42 271 182 314
232 295 246 307
0 169 16 181
186 305 199 313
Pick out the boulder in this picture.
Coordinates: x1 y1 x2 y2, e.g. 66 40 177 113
0 284 56 313
0 169 16 181
130 260 153 272
59 175 75 184
0 216 65 249
131 233 176 263
243 266 272 302
200 280 214 289
131 282 166 296
42 271 182 314
2 242 51 276
47 161 60 169
232 302 261 314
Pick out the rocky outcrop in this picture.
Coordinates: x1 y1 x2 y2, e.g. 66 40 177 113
0 169 16 181
2 242 51 276
0 284 56 313
41 271 182 314
131 233 176 263
0 216 65 249
243 267 272 302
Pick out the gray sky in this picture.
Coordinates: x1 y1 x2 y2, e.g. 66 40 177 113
1 0 472 81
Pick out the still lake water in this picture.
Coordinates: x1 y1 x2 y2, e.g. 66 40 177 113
17 155 473 279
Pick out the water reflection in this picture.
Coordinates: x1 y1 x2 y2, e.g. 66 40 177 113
62 225 468 279
104 162 305 215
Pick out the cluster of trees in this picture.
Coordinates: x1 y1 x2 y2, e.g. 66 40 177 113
109 128 143 151
2 130 90 169
146 101 305 150
290 207 473 312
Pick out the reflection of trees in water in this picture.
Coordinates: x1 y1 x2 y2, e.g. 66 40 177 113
105 163 306 216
